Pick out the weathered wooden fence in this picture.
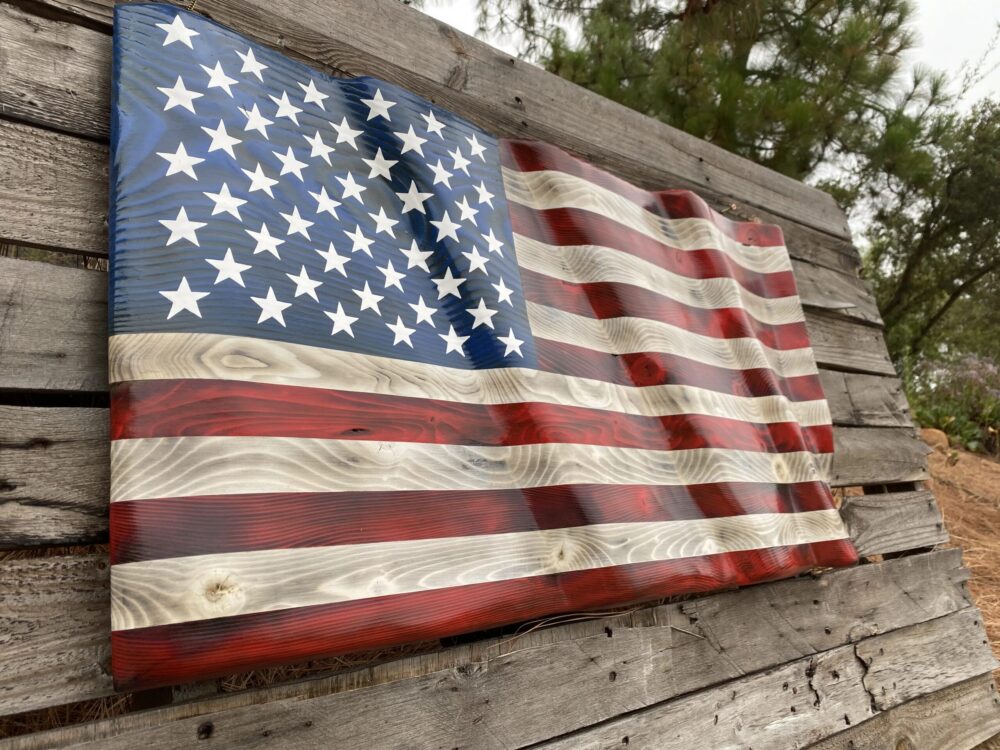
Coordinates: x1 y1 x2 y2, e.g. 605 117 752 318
1 0 999 746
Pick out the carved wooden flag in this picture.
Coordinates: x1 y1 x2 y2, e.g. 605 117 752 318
109 3 858 689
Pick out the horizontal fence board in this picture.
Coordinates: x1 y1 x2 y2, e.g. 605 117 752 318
819 369 912 428
541 608 996 750
0 554 113 717
803 308 895 376
841 490 947 557
0 549 975 741
3 0 853 244
805 674 1000 750
831 427 930 486
0 406 109 549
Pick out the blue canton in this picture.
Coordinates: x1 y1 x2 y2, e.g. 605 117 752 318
110 4 535 369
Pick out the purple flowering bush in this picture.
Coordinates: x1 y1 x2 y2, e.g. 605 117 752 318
908 354 1000 455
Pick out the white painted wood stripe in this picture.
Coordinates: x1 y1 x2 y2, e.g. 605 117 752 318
514 233 804 327
110 436 833 503
502 167 793 276
526 301 819 378
109 333 832 427
110 509 848 630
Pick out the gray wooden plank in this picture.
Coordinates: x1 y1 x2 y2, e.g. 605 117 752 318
0 257 107 392
819 369 912 427
0 406 108 548
540 608 996 750
831 427 930 486
5 0 852 242
805 674 1000 750
804 308 895 376
841 490 947 557
0 554 113 717
0 549 975 741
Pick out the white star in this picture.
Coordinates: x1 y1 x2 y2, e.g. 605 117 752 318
200 61 237 97
369 206 399 237
466 134 487 160
377 260 406 291
439 325 469 356
240 103 272 138
157 142 204 180
498 329 525 357
298 79 328 109
159 207 205 246
421 110 446 137
430 211 461 243
353 281 384 314
286 265 323 301
362 148 397 180
336 172 366 204
159 277 208 319
396 181 433 214
273 146 308 181
482 228 505 254
332 116 363 149
203 183 247 220
201 120 241 158
361 88 396 121
269 90 302 125
252 287 292 326
409 295 437 326
428 160 453 188
246 222 284 258
309 186 341 218
237 48 267 81
394 125 427 156
432 267 466 299
158 76 202 113
450 146 471 175
344 225 374 256
386 315 416 347
303 130 335 165
467 297 499 329
399 239 433 272
316 242 350 276
492 277 514 305
157 15 198 48
456 196 479 223
325 302 358 337
474 181 495 207
206 248 251 287
242 163 278 198
280 206 313 239
462 246 490 275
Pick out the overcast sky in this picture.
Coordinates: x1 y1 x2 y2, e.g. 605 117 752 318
421 1 1000 105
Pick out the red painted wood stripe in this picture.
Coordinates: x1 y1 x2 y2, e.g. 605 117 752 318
110 539 858 690
110 380 832 453
520 267 810 351
510 202 798 301
500 139 786 248
109 480 839 564
534 338 825 403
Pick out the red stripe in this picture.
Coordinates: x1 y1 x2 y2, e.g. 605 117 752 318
534 338 825 403
520 268 809 351
500 139 786 248
510 202 797 300
111 539 858 690
110 481 838 564
110 380 832 453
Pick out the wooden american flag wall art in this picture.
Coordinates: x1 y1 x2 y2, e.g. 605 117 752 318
108 3 859 690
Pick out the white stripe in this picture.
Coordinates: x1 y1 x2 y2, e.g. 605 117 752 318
109 333 832 427
527 302 819 378
110 436 833 502
110 509 848 630
502 167 792 276
514 233 804 327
